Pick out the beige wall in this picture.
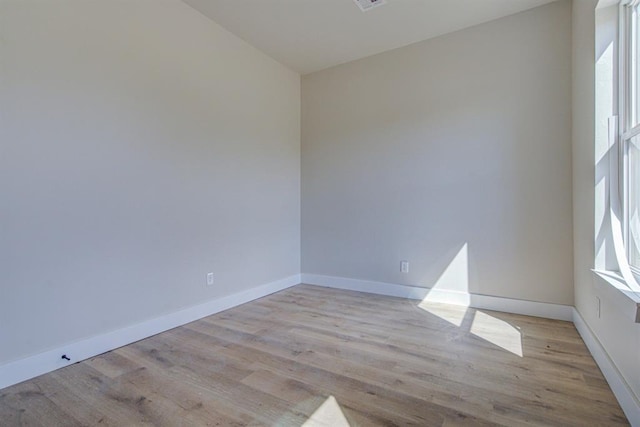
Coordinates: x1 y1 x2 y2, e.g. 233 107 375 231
0 0 300 365
301 1 573 305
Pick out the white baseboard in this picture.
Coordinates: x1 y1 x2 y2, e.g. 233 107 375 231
301 274 573 321
572 308 640 427
0 274 301 391
6 272 637 425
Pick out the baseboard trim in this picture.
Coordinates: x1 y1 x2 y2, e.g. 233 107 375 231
0 274 301 391
6 272 637 425
301 274 573 321
572 308 640 426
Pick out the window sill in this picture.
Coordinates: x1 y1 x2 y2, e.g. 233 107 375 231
591 270 640 323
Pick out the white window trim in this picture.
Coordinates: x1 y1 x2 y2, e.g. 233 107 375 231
612 0 640 293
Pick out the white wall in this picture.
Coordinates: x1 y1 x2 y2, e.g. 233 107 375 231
301 1 573 305
0 0 300 365
573 0 640 413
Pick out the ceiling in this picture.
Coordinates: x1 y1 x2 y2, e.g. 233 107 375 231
182 0 557 75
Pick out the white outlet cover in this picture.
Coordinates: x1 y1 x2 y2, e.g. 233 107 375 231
400 261 409 273
207 273 214 286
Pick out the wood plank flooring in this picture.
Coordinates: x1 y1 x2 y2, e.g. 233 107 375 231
0 285 629 426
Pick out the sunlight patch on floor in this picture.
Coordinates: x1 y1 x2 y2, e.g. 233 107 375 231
302 395 350 427
416 242 522 357
470 311 523 357
417 301 467 327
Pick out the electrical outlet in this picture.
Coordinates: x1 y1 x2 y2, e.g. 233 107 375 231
206 272 214 286
596 296 601 318
400 261 409 273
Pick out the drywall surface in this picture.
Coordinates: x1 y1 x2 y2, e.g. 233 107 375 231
302 1 573 305
573 0 640 409
0 0 300 365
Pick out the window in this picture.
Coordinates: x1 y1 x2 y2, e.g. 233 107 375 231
620 1 640 280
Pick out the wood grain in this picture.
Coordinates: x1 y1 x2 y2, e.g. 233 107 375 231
0 285 629 426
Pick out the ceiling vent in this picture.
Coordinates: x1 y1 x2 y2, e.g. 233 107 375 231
353 0 387 12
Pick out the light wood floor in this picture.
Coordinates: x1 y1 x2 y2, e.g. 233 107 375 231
0 285 629 426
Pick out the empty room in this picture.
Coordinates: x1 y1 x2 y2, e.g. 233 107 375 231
1 0 639 425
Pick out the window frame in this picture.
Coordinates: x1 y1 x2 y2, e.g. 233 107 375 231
618 0 640 286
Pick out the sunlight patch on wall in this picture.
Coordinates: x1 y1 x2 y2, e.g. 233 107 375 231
420 243 470 304
418 243 470 325
470 311 523 357
302 395 350 427
415 243 523 356
595 40 614 270
595 41 614 165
